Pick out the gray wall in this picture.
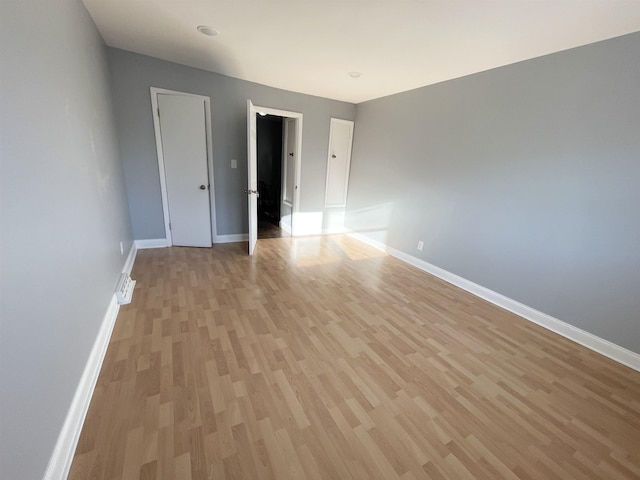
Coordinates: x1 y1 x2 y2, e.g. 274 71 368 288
107 48 356 239
346 32 640 354
0 1 133 478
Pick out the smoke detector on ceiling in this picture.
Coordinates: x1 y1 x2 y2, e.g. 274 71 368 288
197 25 219 37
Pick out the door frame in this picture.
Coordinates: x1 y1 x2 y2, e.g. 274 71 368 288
150 87 217 246
249 104 303 237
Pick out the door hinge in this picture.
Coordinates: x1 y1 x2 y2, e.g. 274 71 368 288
157 107 160 117
169 222 171 230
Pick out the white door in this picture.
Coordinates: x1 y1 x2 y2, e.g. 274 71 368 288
157 94 212 247
324 118 354 208
246 99 258 255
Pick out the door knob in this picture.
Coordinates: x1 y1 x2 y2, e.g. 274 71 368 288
289 152 294 156
331 154 337 158
199 185 206 190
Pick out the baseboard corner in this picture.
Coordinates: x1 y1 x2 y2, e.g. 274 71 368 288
279 221 292 235
122 242 137 275
134 238 168 249
214 233 249 244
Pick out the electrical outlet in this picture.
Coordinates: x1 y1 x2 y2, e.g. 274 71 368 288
417 240 424 251
231 159 237 169
120 241 124 255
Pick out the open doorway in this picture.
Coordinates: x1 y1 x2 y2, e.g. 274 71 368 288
256 114 287 239
246 100 302 255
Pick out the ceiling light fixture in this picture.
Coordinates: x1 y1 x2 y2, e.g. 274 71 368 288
348 71 362 78
197 25 219 37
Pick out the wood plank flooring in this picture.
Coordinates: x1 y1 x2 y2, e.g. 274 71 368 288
69 235 640 479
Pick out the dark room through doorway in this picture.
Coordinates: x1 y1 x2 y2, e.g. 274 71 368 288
257 114 289 239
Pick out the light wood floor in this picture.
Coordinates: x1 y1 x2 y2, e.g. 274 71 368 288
69 235 640 480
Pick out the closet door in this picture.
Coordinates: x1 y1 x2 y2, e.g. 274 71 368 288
324 118 354 208
157 93 212 247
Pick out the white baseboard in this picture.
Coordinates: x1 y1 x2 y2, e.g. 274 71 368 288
43 295 121 480
279 221 292 235
214 233 249 243
136 235 251 247
43 242 140 479
346 230 640 372
322 226 346 235
134 238 168 249
277 221 344 236
122 242 137 275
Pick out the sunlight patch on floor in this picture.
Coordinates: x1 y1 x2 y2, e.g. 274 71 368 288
283 234 387 267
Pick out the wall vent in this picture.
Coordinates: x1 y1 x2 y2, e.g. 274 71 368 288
115 273 136 305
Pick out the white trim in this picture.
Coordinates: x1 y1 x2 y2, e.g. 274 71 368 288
324 118 354 208
43 242 141 479
249 103 303 237
346 230 640 372
275 222 342 236
279 220 292 235
135 238 168 249
214 233 249 243
122 242 137 275
43 295 121 480
203 95 217 244
150 87 217 247
322 226 346 235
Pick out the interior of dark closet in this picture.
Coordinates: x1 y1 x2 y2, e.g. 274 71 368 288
257 114 287 239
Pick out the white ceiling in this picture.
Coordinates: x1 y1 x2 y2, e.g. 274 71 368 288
83 0 640 104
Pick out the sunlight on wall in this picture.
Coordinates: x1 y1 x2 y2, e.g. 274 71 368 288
292 211 324 236
322 209 346 234
344 202 394 245
289 209 349 236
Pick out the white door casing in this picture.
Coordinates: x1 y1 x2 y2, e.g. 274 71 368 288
151 88 214 247
246 102 303 251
